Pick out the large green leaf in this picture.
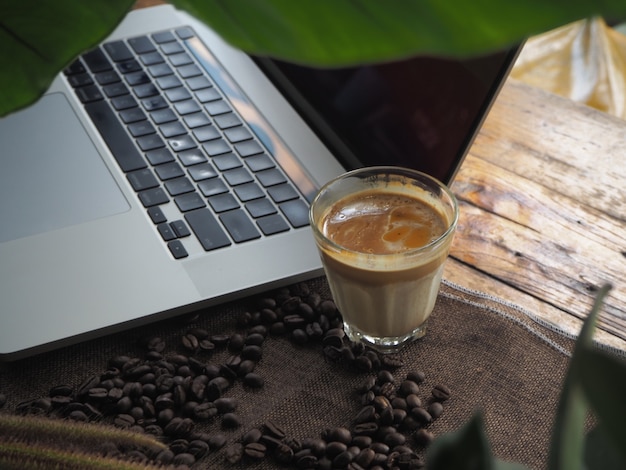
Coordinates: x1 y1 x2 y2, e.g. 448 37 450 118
577 344 626 462
0 0 134 115
428 413 495 470
5 0 626 116
547 284 612 470
171 0 626 66
585 424 624 470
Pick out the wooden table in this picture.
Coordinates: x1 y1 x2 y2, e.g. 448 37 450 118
444 78 626 351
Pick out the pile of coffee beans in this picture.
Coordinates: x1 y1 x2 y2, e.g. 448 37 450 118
3 282 451 469
223 370 450 469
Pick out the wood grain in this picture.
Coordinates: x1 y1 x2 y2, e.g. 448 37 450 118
446 79 626 348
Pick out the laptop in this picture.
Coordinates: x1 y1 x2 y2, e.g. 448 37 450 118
0 5 520 360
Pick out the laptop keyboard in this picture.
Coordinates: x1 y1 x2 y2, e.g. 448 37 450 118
64 27 310 259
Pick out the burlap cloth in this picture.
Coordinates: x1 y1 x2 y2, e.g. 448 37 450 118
1 278 621 469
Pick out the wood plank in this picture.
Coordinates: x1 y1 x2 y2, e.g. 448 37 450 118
447 79 626 345
442 259 626 350
469 79 626 221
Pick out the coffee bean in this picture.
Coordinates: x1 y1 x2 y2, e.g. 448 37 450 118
274 443 295 464
325 441 348 459
354 355 373 372
238 359 256 376
155 448 175 464
428 401 444 419
414 428 435 447
225 443 244 464
242 428 263 445
228 333 245 352
354 405 376 424
214 397 238 413
244 442 267 459
381 354 404 369
193 402 217 421
373 395 392 412
260 308 278 324
333 450 354 467
398 379 419 397
188 439 210 459
291 328 308 345
407 371 426 384
241 345 263 361
352 422 378 437
432 384 451 401
405 394 422 409
221 412 241 429
169 438 189 454
263 420 286 439
172 452 195 466
243 372 264 389
208 433 227 450
114 413 135 428
383 431 406 447
318 299 338 318
49 385 73 397
411 407 433 425
328 427 352 445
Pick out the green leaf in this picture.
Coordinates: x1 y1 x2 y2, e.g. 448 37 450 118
7 0 626 117
0 0 134 116
585 424 624 470
547 284 612 470
170 0 626 66
427 412 495 470
577 347 626 462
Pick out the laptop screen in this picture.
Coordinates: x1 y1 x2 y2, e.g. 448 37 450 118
254 47 520 184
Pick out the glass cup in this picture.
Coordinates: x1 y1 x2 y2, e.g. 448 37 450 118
310 166 459 353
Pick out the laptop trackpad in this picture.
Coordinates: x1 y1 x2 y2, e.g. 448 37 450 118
0 93 129 243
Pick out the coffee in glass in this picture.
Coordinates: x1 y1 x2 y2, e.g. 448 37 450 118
310 167 458 352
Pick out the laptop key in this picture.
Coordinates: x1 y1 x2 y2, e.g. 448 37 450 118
167 239 189 259
245 198 278 218
75 85 104 103
170 220 191 238
157 223 176 241
103 40 134 62
178 148 207 166
137 134 165 151
220 209 261 243
188 163 218 182
127 168 159 191
268 183 299 203
128 120 156 138
146 147 175 165
279 199 310 228
165 177 195 196
129 36 156 54
185 209 232 251
83 47 112 73
84 100 146 172
175 192 206 212
112 95 138 112
148 206 167 224
198 178 228 197
138 187 169 207
234 140 263 157
208 193 239 213
257 213 290 236
155 161 185 180
245 154 275 172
